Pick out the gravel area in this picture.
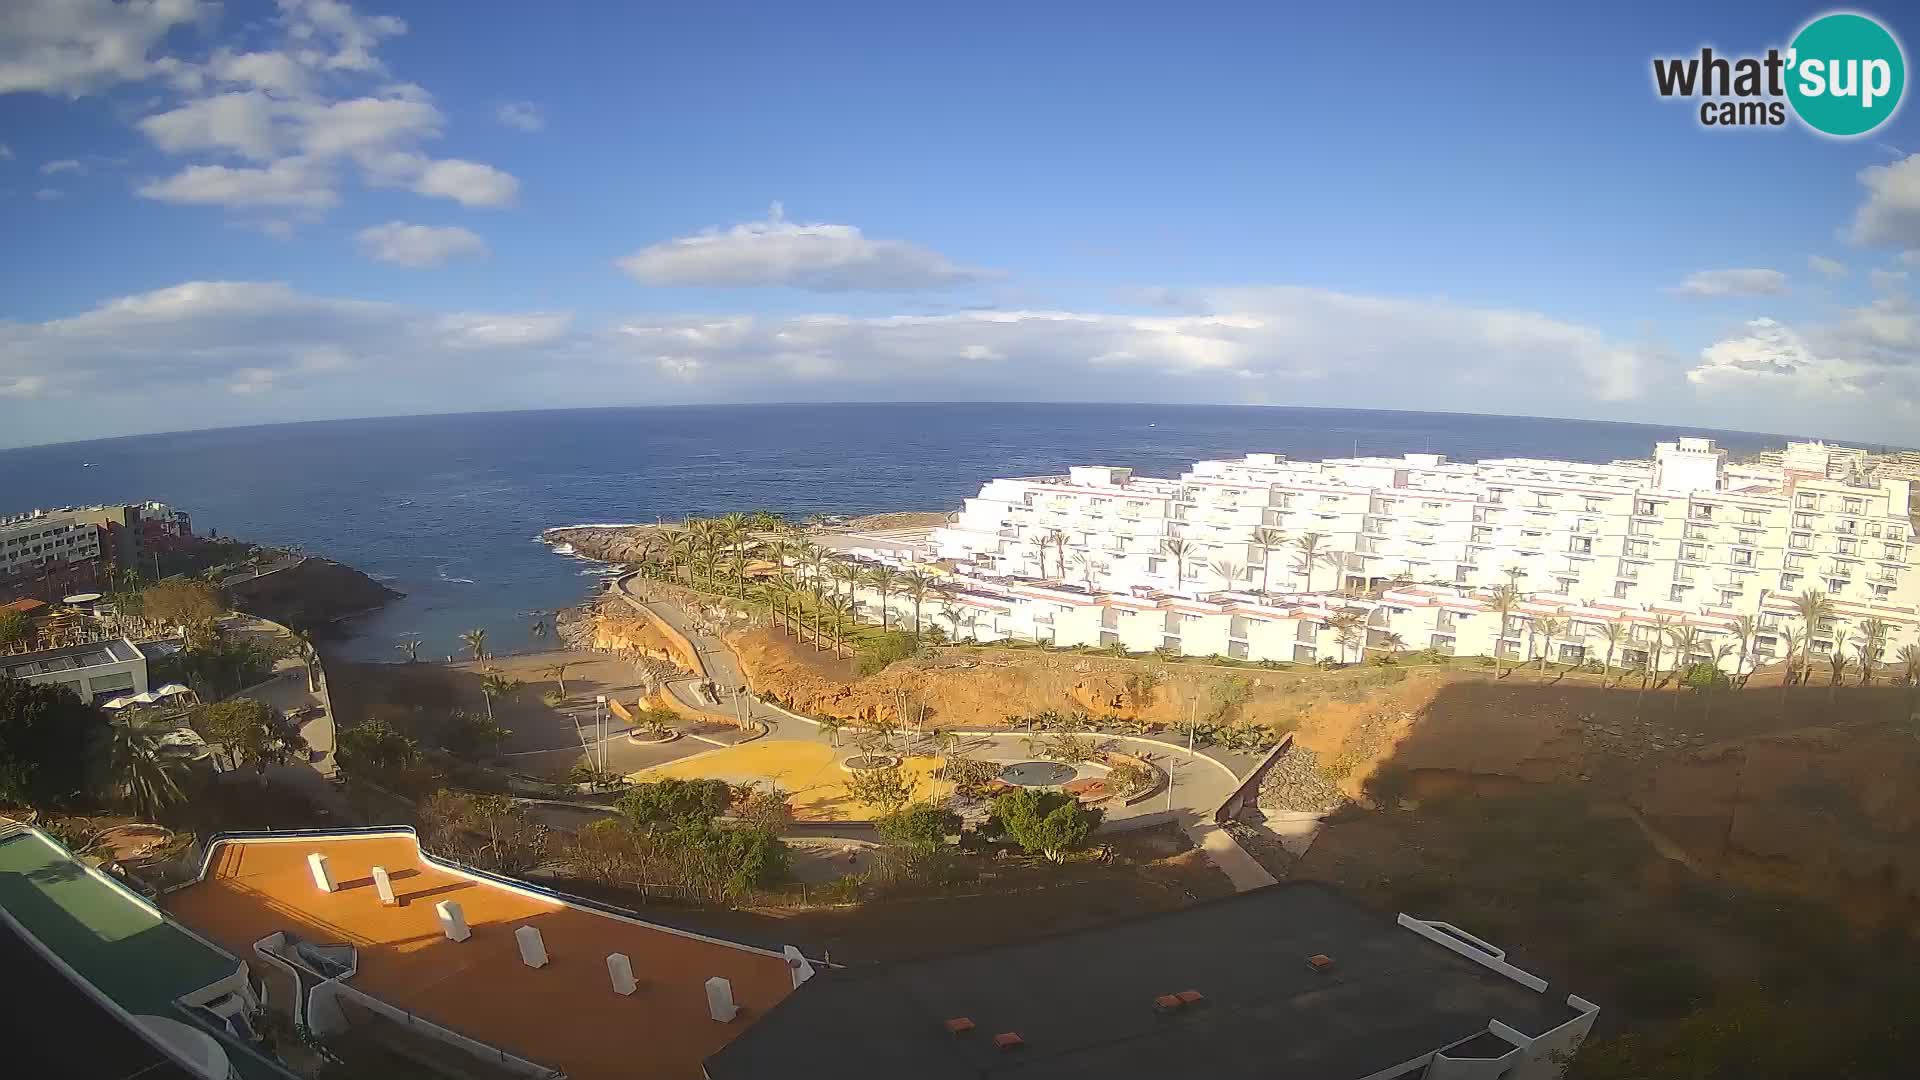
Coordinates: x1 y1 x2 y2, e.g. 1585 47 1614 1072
1256 745 1349 814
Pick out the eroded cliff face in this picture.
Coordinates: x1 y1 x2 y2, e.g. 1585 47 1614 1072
543 526 664 564
227 558 403 633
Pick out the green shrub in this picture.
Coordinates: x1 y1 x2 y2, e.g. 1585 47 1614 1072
854 630 920 676
1680 661 1730 692
618 777 732 828
876 801 960 851
989 788 1102 862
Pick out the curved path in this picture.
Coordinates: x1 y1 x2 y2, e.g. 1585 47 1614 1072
611 574 1276 891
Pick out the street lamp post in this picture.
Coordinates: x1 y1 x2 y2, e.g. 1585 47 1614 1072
595 695 608 773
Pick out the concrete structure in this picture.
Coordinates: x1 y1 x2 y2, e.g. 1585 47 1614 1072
860 438 1920 674
0 824 290 1080
0 637 149 703
705 882 1597 1080
0 501 191 601
166 829 802 1080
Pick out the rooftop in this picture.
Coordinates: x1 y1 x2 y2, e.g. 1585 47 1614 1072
706 882 1584 1080
164 830 798 1080
0 638 143 679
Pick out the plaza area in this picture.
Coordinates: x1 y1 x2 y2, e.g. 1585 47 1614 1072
629 740 947 821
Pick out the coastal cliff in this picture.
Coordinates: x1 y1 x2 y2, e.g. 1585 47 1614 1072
226 557 403 633
543 525 663 565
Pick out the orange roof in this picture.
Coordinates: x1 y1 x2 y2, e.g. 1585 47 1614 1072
3 598 47 614
164 831 795 1080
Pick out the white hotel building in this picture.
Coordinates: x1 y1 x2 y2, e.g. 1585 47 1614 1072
830 438 1917 674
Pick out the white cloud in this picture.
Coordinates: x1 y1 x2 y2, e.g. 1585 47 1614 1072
40 159 83 175
1809 255 1848 278
408 158 517 207
1869 268 1909 293
138 158 338 209
1850 153 1920 248
1687 299 1920 437
618 204 985 290
354 221 487 267
206 48 311 95
0 144 13 160
496 102 543 131
33 188 64 201
0 0 209 97
1673 268 1789 297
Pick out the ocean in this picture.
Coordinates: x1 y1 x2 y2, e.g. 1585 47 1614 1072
0 403 1796 661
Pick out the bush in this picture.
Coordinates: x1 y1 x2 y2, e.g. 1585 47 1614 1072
1103 759 1153 799
0 676 108 809
618 777 733 828
846 763 914 815
1680 661 1730 692
936 755 998 798
854 630 921 676
876 801 960 851
990 788 1102 862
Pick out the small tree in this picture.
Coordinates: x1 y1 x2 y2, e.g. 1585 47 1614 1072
0 608 29 648
0 676 109 808
846 763 914 816
337 717 419 777
196 697 307 779
876 800 960 852
618 777 732 829
991 788 1102 863
140 580 225 627
478 669 520 722
441 709 510 761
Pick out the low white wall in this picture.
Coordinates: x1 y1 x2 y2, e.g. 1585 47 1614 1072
309 978 560 1078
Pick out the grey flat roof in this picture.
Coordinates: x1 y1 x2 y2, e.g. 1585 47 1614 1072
706 883 1579 1080
1 638 142 679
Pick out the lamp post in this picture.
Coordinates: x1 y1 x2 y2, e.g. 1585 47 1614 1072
595 695 608 773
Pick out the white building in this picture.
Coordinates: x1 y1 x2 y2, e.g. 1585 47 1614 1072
822 437 1920 674
0 510 103 579
1 638 150 703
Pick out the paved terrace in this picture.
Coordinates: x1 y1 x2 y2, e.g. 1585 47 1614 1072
165 830 799 1080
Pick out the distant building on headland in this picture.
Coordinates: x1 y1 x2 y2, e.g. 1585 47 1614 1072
0 502 192 603
812 438 1917 675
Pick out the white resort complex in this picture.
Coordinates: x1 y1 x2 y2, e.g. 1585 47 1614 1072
820 438 1918 675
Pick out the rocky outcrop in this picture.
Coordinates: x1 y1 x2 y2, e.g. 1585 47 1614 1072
542 525 666 565
226 557 402 634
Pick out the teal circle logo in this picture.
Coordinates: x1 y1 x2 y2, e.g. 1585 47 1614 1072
1787 12 1905 137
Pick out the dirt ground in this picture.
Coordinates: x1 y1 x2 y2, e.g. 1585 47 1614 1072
633 822 1234 966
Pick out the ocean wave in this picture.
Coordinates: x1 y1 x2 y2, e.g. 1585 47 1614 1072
439 576 477 584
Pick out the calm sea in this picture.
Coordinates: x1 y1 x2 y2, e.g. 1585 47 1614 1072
0 403 1798 660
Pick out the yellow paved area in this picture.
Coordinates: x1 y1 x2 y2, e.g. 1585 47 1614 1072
631 740 944 821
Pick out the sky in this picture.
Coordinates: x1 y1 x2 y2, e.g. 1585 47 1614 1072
4 0 1920 448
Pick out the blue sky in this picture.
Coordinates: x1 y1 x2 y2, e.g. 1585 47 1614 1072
4 0 1920 448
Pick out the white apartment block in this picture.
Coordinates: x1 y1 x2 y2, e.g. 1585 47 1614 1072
0 510 103 579
824 437 1920 674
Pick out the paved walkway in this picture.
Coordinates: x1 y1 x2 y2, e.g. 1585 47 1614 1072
610 573 1278 891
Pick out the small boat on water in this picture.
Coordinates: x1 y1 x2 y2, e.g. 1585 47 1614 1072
82 462 98 467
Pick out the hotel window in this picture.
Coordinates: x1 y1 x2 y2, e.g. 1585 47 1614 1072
1681 543 1703 561
1827 578 1847 592
1875 584 1896 598
1789 535 1812 551
1629 519 1653 536
1569 537 1593 555
1721 590 1741 606
1674 566 1695 583
1613 581 1632 599
1635 499 1657 515
1798 493 1821 509
1743 510 1765 525
1690 504 1714 521
1844 497 1865 514
1670 585 1688 602
1837 519 1857 534
1793 513 1815 529
1838 538 1858 555
1685 524 1710 541
1887 543 1906 561
1868 523 1883 538
1732 550 1753 567
1626 539 1650 558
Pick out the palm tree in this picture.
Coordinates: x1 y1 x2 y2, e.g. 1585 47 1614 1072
823 593 853 657
665 529 696 587
939 602 968 642
108 717 186 819
1294 532 1327 592
479 669 519 722
1042 529 1070 582
1534 616 1565 680
1660 622 1699 695
828 560 860 625
1827 651 1853 704
1028 535 1049 579
866 565 899 630
1209 559 1244 594
1250 528 1287 598
1069 551 1107 591
1701 641 1738 725
1327 610 1365 665
1854 616 1889 685
816 713 847 747
632 533 662 579
395 637 422 663
1486 583 1521 679
1598 620 1625 689
1381 631 1407 661
1160 537 1194 593
542 661 572 698
1728 614 1758 689
1898 643 1920 720
460 628 488 663
901 570 935 641
719 512 753 593
1780 626 1807 712
802 543 830 609
1790 589 1833 689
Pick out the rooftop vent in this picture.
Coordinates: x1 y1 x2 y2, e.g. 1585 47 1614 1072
1154 994 1184 1013
944 1017 975 1035
993 1032 1025 1052
1308 954 1335 973
1176 990 1205 1005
